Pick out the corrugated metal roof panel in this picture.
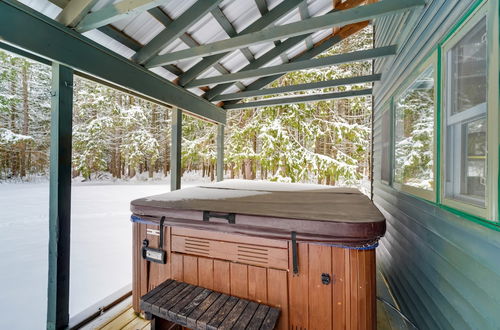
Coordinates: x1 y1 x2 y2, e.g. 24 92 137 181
13 0 383 108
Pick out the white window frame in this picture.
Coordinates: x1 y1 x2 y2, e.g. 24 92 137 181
393 52 438 202
440 0 499 221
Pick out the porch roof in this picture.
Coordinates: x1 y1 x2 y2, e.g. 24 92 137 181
0 0 424 124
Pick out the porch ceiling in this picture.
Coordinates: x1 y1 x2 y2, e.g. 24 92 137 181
1 0 424 122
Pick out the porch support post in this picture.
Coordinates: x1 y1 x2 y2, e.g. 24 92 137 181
170 108 182 191
217 124 224 182
47 63 73 330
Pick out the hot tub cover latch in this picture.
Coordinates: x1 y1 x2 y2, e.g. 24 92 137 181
203 211 236 224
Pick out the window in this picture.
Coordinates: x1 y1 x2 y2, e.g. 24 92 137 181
441 1 498 219
394 55 436 200
380 107 391 183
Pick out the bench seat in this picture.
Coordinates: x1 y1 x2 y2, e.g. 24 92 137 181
140 279 280 329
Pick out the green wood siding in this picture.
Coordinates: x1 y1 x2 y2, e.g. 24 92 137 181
373 0 500 328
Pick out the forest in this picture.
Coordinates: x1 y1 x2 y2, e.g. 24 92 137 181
0 26 373 186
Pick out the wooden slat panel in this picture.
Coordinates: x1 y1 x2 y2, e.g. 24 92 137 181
139 224 148 299
186 291 221 328
158 226 171 283
232 301 259 328
172 235 288 269
198 257 214 289
196 294 230 328
140 281 179 311
260 308 281 330
218 299 249 329
332 247 347 330
358 250 367 330
151 282 188 315
370 249 377 330
288 242 309 329
159 284 196 318
345 248 352 330
175 288 212 325
349 249 359 330
172 227 288 248
267 268 288 330
248 265 267 303
206 296 239 330
171 253 184 281
213 260 230 294
132 223 141 312
183 255 198 285
167 286 205 321
247 304 270 329
140 279 175 310
230 262 248 298
308 244 332 329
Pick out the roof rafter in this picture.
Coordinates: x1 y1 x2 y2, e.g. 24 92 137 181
203 0 370 101
146 0 425 67
210 7 254 63
187 45 396 87
221 22 370 106
56 0 98 27
177 0 304 87
212 73 381 101
254 0 289 64
0 0 225 123
76 0 170 32
133 0 223 65
223 89 373 110
48 0 185 76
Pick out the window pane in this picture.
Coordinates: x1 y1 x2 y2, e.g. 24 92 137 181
394 66 435 191
444 17 487 207
381 110 390 182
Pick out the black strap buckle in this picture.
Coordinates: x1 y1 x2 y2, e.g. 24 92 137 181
291 231 299 275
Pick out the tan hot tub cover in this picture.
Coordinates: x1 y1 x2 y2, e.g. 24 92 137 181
130 180 386 247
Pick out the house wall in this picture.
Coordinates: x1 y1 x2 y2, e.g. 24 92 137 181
372 0 500 329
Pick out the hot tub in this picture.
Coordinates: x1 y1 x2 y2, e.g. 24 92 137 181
130 180 385 329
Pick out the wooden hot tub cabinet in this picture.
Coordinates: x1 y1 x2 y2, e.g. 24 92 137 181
131 181 385 329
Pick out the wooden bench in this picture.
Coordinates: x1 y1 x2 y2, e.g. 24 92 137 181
140 279 280 330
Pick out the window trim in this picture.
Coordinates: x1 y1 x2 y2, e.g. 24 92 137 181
439 0 499 221
379 101 393 185
392 52 438 202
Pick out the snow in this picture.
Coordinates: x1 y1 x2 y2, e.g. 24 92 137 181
0 177 207 330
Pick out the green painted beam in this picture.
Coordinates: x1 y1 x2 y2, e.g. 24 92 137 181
47 63 73 330
223 88 372 110
133 0 222 64
202 19 354 101
170 109 182 191
0 0 226 124
76 0 170 32
0 41 51 65
146 0 425 67
217 124 224 182
213 73 381 101
177 0 304 86
210 7 254 63
221 23 368 106
46 0 185 76
188 46 396 87
56 0 98 27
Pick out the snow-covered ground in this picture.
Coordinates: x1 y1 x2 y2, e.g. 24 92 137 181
0 174 209 330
